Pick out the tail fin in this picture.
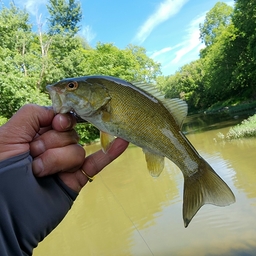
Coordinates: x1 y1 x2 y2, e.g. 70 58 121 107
183 159 235 228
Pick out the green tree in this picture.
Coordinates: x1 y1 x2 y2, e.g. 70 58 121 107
0 4 50 118
0 3 162 143
201 22 240 104
47 0 82 36
38 34 89 88
231 0 256 95
157 1 256 113
156 59 205 111
199 2 233 47
80 43 161 82
202 0 256 104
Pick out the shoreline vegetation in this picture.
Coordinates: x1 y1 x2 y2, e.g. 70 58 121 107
194 100 256 141
196 100 256 116
194 98 256 141
217 113 256 141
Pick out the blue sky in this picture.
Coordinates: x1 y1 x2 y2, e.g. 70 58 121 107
3 0 234 76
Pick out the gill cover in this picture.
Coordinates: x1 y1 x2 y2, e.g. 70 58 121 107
66 79 111 117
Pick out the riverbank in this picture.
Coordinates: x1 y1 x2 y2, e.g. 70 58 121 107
205 100 256 140
200 100 256 115
217 114 256 140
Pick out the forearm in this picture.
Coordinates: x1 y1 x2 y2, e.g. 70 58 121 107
0 152 77 256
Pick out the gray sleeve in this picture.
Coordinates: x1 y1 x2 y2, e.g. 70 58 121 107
0 151 78 256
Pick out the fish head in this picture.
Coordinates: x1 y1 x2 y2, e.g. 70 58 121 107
46 77 111 117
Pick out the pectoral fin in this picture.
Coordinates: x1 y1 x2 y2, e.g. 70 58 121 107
100 131 115 153
143 150 165 177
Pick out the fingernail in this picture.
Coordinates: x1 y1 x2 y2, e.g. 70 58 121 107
32 158 44 175
59 114 72 130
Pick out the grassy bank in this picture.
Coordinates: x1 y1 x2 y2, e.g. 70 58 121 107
218 114 256 140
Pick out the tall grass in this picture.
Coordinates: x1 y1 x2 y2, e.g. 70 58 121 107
225 114 256 140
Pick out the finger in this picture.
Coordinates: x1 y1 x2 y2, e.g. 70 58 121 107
0 104 54 161
33 113 76 139
30 129 80 157
58 138 129 192
32 144 85 176
33 125 54 140
83 138 129 177
52 113 77 132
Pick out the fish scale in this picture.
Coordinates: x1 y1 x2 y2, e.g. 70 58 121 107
100 79 176 153
47 75 235 227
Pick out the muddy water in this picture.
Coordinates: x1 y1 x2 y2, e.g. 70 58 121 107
34 114 256 256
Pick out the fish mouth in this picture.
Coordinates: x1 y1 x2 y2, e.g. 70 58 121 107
46 85 72 114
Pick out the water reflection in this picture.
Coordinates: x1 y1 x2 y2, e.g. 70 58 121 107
34 115 256 256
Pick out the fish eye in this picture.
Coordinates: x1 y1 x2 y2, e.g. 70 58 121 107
66 81 78 91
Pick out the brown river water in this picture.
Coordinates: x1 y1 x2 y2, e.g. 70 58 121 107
34 112 256 256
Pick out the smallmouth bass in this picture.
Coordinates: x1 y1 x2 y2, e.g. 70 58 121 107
47 75 235 227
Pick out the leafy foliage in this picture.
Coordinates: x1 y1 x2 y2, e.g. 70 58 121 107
0 116 8 126
81 43 161 82
0 2 160 143
159 1 256 113
199 2 233 48
47 0 82 36
0 4 51 118
75 123 100 145
2 0 255 142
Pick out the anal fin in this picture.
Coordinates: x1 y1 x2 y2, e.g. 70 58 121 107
143 149 165 177
100 131 115 153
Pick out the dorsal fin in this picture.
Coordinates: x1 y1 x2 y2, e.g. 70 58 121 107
132 82 188 128
132 82 165 101
162 98 188 127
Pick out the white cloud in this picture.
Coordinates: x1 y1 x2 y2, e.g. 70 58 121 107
225 1 235 7
171 13 205 64
21 0 47 16
81 25 96 43
132 0 189 44
150 13 206 75
150 43 183 59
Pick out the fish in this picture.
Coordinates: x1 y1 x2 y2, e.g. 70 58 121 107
46 75 235 227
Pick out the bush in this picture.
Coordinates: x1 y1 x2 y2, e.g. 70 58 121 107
75 123 100 145
218 114 256 140
0 116 8 126
226 114 256 139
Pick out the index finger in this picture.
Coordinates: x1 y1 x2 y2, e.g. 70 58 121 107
58 138 129 192
83 138 129 177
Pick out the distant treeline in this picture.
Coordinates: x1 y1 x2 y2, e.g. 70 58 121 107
156 1 256 113
1 0 255 143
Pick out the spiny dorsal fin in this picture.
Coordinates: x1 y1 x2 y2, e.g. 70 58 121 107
132 82 188 128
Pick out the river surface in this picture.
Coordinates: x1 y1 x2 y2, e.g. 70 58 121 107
34 112 256 256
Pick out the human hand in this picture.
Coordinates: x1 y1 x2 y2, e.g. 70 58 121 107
0 104 129 192
0 104 129 254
